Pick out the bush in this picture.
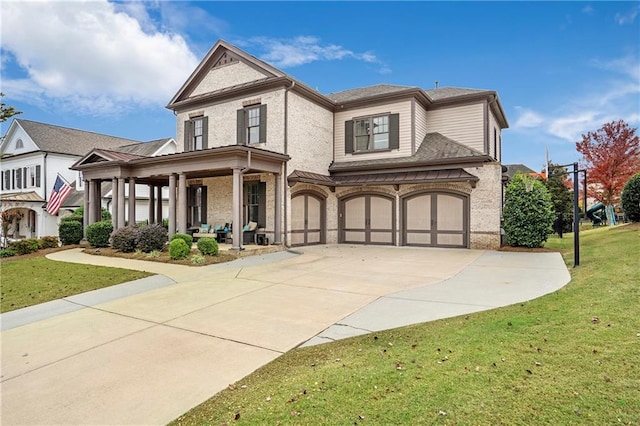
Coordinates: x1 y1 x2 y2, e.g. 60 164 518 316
8 238 40 255
170 233 193 247
169 238 190 260
0 248 16 258
197 237 218 256
190 254 206 264
59 220 83 245
503 173 555 248
621 172 640 222
86 221 113 248
137 224 168 253
110 226 139 252
38 236 59 249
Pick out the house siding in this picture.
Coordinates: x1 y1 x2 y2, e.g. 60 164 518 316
488 111 501 161
334 100 413 163
426 103 485 153
190 61 270 97
414 102 429 152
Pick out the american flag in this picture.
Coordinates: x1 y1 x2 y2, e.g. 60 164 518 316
46 175 73 215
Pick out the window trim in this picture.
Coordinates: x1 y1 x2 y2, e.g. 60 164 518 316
237 104 267 145
345 113 399 154
184 116 208 151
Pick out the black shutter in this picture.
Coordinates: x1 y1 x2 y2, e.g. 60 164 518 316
259 104 267 144
200 186 208 224
6 170 11 190
345 120 354 154
16 168 22 189
201 117 209 150
184 120 193 151
11 169 15 190
36 165 41 187
237 109 245 145
389 113 400 150
23 167 27 188
258 182 266 227
1 170 3 191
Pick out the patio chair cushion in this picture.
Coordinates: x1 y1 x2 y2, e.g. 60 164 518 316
248 221 258 231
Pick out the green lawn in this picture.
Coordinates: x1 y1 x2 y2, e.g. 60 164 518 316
171 224 640 425
1 255 152 312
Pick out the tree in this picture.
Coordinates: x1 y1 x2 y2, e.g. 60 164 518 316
576 120 640 206
621 172 640 222
1 208 23 248
544 162 574 233
0 93 22 123
503 173 555 248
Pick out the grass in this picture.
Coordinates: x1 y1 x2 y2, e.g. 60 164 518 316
1 250 153 313
171 223 640 425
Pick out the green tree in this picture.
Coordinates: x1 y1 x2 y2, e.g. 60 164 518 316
621 172 640 222
0 93 22 123
545 162 574 233
503 173 555 248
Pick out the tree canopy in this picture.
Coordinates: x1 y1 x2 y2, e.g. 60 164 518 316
576 120 640 205
0 93 22 123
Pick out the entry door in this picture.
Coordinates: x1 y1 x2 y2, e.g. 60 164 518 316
291 193 324 246
340 194 395 245
403 192 468 248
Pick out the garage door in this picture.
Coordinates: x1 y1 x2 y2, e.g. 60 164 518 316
291 193 324 246
340 194 395 245
403 192 468 248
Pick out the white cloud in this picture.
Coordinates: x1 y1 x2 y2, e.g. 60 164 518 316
247 36 390 74
0 0 200 115
582 5 595 15
513 107 544 128
615 5 639 25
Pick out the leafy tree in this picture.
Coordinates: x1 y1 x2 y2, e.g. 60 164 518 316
503 173 555 248
544 162 574 233
1 207 23 248
0 93 22 123
576 120 640 206
621 172 640 222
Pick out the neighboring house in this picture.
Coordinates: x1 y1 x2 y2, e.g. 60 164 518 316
0 119 176 240
504 164 546 180
75 40 509 249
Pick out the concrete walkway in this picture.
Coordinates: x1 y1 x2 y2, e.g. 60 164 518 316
0 245 571 425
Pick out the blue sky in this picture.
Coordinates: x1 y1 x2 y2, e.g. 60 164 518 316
1 1 639 170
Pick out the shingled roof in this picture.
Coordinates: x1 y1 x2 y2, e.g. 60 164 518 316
117 138 173 156
424 87 493 101
325 84 416 103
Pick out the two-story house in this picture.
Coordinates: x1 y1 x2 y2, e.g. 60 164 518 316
74 40 508 250
1 119 176 240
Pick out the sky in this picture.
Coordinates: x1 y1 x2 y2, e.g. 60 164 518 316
1 1 639 170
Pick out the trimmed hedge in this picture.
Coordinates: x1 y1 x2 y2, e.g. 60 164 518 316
111 226 139 252
8 238 39 255
0 248 16 258
86 221 113 248
169 238 190 260
197 237 219 256
59 220 83 245
137 224 168 253
38 236 59 249
170 233 193 247
621 172 640 222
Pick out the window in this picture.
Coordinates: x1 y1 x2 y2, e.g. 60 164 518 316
27 166 37 188
237 104 267 145
77 171 84 190
15 139 24 149
243 182 266 225
188 186 207 226
345 113 399 154
14 168 22 189
184 116 208 151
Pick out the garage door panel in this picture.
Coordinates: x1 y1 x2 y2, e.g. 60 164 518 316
345 231 366 242
307 197 321 229
370 231 393 244
291 193 325 247
437 195 463 231
290 232 305 246
291 196 305 230
437 233 464 246
406 232 431 245
340 194 395 245
307 231 321 244
403 192 468 248
406 195 431 230
370 196 393 229
344 197 365 228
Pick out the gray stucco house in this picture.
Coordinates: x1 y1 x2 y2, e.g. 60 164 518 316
74 40 509 249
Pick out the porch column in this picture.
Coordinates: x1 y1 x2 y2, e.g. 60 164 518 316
111 177 119 228
156 185 163 226
88 180 100 225
128 177 136 226
231 167 243 250
148 184 155 224
178 173 187 234
168 174 176 237
117 178 126 229
83 179 90 238
274 172 282 244
93 180 102 223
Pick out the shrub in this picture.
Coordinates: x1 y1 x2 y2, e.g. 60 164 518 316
190 254 206 264
146 250 161 258
197 237 218 256
8 238 40 255
0 248 16 258
170 233 193 247
137 224 168 253
59 220 83 245
86 221 113 248
38 236 59 249
110 226 139 252
169 238 190 260
621 172 640 222
503 173 555 248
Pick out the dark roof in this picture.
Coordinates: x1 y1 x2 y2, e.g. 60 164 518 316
329 132 488 173
504 164 536 179
16 119 142 156
117 138 173 156
288 168 478 187
424 87 493 101
325 84 415 103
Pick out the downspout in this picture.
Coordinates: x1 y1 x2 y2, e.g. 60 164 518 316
282 80 295 247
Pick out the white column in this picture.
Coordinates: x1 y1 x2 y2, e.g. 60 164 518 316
156 185 163 226
148 184 155 224
83 179 90 238
168 174 176 237
231 167 243 250
178 173 187 234
111 177 119 228
128 177 136 226
117 178 126 229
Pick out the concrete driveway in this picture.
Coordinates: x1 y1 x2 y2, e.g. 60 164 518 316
0 245 570 425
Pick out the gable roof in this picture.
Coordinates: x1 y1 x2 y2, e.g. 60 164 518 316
326 84 416 103
329 132 490 173
504 164 536 179
117 138 174 156
424 87 493 101
13 119 142 156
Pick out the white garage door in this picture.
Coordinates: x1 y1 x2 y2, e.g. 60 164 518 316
403 192 468 248
340 194 395 245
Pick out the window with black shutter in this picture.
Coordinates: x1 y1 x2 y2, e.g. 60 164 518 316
237 104 267 145
345 113 399 153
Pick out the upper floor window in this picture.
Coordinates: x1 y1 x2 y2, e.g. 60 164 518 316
237 104 267 145
15 139 24 149
184 116 208 151
77 171 84 190
345 113 399 154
